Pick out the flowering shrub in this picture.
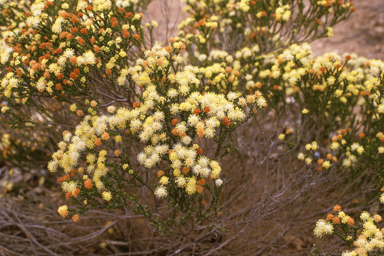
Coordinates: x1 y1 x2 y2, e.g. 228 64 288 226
51 44 266 233
4 0 384 254
313 205 384 256
0 0 268 234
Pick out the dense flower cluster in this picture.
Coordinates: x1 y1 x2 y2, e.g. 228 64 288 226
46 40 265 226
315 205 384 256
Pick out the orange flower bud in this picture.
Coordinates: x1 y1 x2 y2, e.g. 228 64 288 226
333 205 342 212
198 178 206 186
326 214 334 221
182 167 190 175
72 214 80 222
84 179 93 189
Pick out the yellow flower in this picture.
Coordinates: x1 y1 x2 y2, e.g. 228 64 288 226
58 205 68 218
322 161 332 169
102 191 112 201
70 104 77 112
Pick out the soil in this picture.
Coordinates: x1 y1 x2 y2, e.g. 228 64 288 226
311 0 384 59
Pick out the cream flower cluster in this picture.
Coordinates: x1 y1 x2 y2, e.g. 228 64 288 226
316 205 384 256
26 0 45 28
274 5 291 22
153 143 222 198
342 151 357 168
255 43 373 105
313 219 334 238
0 40 13 65
352 213 384 255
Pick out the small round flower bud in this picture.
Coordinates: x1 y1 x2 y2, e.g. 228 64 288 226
333 205 342 212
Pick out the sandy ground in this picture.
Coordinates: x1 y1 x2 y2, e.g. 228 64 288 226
311 0 384 59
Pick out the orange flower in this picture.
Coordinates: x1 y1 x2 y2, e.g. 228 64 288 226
69 56 77 64
73 188 80 197
59 31 67 39
84 179 93 189
182 167 190 175
197 129 205 137
65 192 73 198
326 214 334 221
198 178 206 186
94 138 102 146
59 209 68 218
196 185 204 193
114 150 121 157
125 12 133 18
193 108 201 115
77 37 85 45
333 205 342 212
222 117 231 127
72 214 80 222
165 45 172 53
80 28 87 34
101 132 110 140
